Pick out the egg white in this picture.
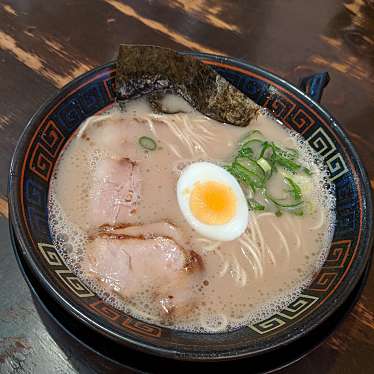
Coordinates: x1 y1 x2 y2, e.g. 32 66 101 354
177 162 249 241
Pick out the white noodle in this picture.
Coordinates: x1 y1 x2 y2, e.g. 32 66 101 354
176 120 195 155
295 232 302 250
256 212 285 262
250 213 266 262
267 247 277 265
145 117 158 138
240 246 258 279
181 117 199 150
238 266 247 287
239 235 263 278
169 119 194 155
309 207 325 230
167 116 195 154
249 226 261 262
229 253 248 287
168 143 183 158
219 260 229 278
77 113 113 138
271 222 290 258
232 256 247 287
194 125 216 142
285 214 302 250
158 113 215 157
247 217 259 260
240 248 258 278
230 254 241 283
256 212 277 219
254 212 270 261
242 217 259 248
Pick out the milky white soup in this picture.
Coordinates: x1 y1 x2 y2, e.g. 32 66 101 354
49 95 335 332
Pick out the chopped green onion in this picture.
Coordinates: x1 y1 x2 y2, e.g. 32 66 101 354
303 167 312 176
238 147 253 158
241 139 264 159
259 141 272 159
293 210 304 216
265 191 304 208
139 136 157 151
226 130 312 217
284 177 302 201
257 157 272 176
230 163 261 191
276 156 301 172
235 158 264 177
283 147 299 160
234 158 265 188
247 198 265 211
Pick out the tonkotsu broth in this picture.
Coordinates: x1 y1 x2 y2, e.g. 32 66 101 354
49 95 335 332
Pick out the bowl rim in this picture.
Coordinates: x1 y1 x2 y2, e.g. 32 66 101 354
8 53 374 361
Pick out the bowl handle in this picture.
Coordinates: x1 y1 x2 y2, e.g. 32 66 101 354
297 72 330 103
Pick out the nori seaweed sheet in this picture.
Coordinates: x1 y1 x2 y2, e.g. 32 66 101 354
115 45 259 127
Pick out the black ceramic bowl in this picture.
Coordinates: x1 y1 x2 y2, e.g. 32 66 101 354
8 52 373 361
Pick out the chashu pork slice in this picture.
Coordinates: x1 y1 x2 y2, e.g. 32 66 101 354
88 158 141 227
84 231 202 317
97 221 188 249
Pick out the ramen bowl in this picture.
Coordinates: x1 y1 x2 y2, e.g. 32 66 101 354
8 52 373 361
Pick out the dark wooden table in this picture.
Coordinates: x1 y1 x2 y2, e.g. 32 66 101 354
1 1 373 373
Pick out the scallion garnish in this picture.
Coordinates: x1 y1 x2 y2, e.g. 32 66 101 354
257 157 272 176
139 136 157 151
247 198 265 211
303 167 312 176
265 191 304 208
225 130 312 217
284 177 302 201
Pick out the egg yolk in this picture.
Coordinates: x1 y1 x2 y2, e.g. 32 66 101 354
189 181 237 225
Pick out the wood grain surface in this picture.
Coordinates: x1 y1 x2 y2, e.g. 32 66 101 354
0 1 373 373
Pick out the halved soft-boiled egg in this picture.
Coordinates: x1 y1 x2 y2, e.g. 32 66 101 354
177 162 248 241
